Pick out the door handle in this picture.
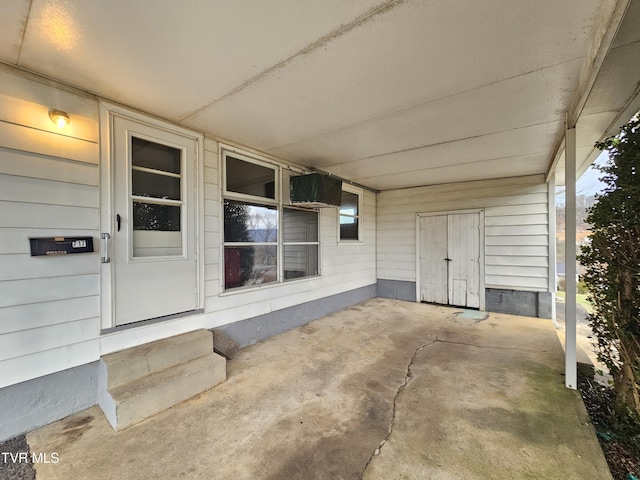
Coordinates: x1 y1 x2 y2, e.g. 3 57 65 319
101 233 111 263
116 214 121 232
444 258 452 262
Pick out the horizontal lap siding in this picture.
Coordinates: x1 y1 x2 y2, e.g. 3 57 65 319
377 175 550 292
0 70 100 388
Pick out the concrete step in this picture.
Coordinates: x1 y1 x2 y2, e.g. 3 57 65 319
101 330 214 390
98 329 226 430
99 352 226 430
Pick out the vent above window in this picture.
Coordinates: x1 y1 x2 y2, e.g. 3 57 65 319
290 173 342 207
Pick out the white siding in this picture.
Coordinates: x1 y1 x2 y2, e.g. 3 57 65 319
377 175 550 293
0 69 100 388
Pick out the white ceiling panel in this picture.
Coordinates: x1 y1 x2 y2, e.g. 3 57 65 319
17 0 384 120
0 0 30 64
321 122 558 181
266 61 582 167
354 154 547 190
184 0 601 151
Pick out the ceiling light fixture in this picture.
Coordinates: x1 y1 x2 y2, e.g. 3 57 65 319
49 109 70 128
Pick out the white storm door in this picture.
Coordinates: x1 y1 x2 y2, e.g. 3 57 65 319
447 213 480 308
419 215 448 304
112 116 198 326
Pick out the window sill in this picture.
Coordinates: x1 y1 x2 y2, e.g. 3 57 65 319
220 274 321 296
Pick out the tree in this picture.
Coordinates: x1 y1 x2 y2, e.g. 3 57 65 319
579 114 640 421
224 201 255 286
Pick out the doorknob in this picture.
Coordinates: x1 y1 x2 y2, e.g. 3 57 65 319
116 214 121 232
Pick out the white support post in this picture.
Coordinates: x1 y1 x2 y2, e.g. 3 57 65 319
565 124 578 390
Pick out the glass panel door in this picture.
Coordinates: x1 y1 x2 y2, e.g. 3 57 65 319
130 136 184 258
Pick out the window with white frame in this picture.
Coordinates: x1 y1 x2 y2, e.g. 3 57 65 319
222 150 319 290
339 185 362 242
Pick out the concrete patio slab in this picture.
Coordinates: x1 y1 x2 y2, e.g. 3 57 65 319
26 299 611 479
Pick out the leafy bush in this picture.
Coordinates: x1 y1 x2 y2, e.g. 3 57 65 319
579 114 640 419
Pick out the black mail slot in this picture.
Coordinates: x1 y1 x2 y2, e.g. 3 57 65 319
29 237 94 256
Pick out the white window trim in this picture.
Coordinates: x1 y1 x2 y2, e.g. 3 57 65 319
219 146 321 293
338 183 364 244
222 148 279 206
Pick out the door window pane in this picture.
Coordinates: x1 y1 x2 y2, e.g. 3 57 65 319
132 170 181 200
224 200 278 242
284 245 318 280
226 156 275 199
283 208 318 242
224 245 277 288
133 202 181 231
132 137 181 174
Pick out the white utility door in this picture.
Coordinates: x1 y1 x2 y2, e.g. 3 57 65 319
419 213 480 308
112 116 198 325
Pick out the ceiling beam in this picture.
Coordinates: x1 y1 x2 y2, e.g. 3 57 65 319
545 0 631 182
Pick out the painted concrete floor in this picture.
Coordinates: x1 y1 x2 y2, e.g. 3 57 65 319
27 299 611 479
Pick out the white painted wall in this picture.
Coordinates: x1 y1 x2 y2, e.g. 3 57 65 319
0 67 376 389
0 67 101 388
378 175 550 293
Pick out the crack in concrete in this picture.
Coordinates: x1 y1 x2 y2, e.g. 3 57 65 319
435 338 550 353
362 337 437 477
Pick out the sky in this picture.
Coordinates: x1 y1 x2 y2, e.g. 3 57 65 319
576 150 609 196
555 150 609 204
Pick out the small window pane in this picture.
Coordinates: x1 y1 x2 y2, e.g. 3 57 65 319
283 208 318 242
132 137 181 174
226 156 275 199
340 191 358 216
133 202 180 231
340 217 359 240
224 201 278 242
224 245 277 289
133 230 182 258
132 170 181 200
284 245 318 280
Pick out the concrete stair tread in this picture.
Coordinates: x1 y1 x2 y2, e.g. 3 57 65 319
102 329 214 390
111 353 223 402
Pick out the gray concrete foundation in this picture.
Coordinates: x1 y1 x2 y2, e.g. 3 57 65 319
218 283 376 347
0 362 99 442
486 288 553 319
376 279 417 302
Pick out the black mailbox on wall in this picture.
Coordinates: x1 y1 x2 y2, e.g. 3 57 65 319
29 237 94 256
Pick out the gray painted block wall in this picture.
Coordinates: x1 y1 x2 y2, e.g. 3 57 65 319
485 288 553 319
219 284 376 348
377 279 553 319
0 362 99 443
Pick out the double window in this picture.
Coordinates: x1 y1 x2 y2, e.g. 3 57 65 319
222 150 319 290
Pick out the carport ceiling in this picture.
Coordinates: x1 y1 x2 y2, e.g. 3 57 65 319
1 0 639 190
